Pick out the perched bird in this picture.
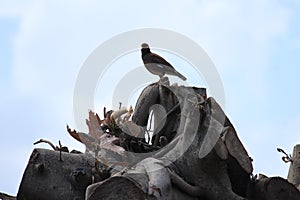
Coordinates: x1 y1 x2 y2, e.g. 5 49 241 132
141 43 187 81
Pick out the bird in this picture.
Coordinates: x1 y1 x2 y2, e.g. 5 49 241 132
141 43 187 81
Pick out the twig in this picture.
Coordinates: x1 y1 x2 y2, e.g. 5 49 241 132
138 140 160 150
34 139 57 150
277 148 293 163
59 140 63 161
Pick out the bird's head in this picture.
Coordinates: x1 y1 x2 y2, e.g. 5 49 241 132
141 43 149 49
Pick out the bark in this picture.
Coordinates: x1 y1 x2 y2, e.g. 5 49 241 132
247 177 300 200
287 144 300 189
0 192 16 200
17 148 101 200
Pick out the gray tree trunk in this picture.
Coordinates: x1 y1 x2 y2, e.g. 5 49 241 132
17 79 300 200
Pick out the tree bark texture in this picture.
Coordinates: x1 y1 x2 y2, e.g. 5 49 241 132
288 144 300 189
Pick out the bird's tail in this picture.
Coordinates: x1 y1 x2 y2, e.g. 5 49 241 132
174 71 187 81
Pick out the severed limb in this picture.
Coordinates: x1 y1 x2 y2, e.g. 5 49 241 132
33 139 58 151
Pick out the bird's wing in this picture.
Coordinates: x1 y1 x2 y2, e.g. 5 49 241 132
148 53 175 71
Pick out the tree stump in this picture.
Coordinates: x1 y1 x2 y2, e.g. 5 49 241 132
16 79 300 200
287 144 300 189
86 79 252 200
17 149 95 200
248 177 300 200
0 192 16 200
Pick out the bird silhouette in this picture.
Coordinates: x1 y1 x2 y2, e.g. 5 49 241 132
141 43 187 81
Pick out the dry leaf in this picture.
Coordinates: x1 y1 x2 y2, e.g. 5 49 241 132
86 110 104 140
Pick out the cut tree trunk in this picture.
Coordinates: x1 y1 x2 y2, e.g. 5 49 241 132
86 80 250 200
247 177 300 200
287 144 300 189
16 79 300 200
17 148 95 200
0 192 16 200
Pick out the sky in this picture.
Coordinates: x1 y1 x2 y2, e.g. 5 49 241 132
1 0 300 196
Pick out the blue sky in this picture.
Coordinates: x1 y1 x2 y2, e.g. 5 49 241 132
1 0 300 195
